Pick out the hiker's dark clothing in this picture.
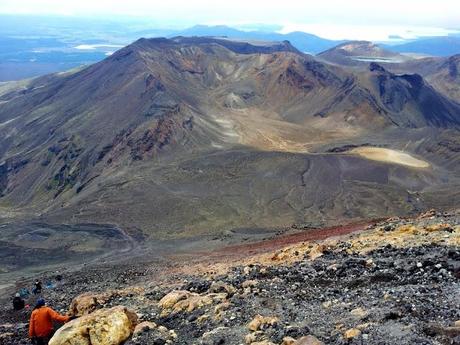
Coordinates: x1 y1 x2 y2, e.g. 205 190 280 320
13 296 25 310
33 282 42 294
31 336 51 345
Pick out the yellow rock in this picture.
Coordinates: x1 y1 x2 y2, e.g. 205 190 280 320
133 321 157 336
157 326 168 332
49 306 138 345
271 250 289 261
247 315 279 331
335 323 345 331
309 244 325 260
197 314 209 324
322 301 332 309
281 336 296 345
209 281 236 294
68 292 112 317
158 290 192 310
242 280 258 288
294 336 325 345
357 322 374 330
158 290 227 316
454 320 460 327
350 307 368 319
245 332 258 344
344 328 361 339
169 329 178 339
214 301 231 314
425 223 452 232
172 293 227 314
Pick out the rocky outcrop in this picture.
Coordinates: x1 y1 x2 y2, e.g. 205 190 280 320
158 290 228 317
49 306 138 345
1 211 459 345
247 315 279 332
68 292 114 317
293 336 325 345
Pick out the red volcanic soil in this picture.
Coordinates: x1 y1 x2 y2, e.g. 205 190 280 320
172 220 380 271
218 221 376 258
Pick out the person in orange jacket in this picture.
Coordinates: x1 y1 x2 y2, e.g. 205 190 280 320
29 298 70 345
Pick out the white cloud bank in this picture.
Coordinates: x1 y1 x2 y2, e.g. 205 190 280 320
1 0 459 41
278 24 459 41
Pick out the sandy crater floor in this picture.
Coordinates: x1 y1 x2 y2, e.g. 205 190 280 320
350 147 430 168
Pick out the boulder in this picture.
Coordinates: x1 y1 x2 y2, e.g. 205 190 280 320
68 292 113 317
247 315 279 331
158 290 227 316
172 293 227 314
214 301 231 316
200 326 231 345
418 209 437 219
245 332 258 344
294 336 324 345
281 336 296 345
209 281 236 295
344 328 361 339
427 323 460 337
245 331 266 344
49 306 138 345
425 223 453 232
350 307 368 319
242 280 258 288
133 321 157 336
125 324 174 345
158 290 192 310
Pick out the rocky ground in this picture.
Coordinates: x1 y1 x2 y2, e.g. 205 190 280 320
1 209 459 345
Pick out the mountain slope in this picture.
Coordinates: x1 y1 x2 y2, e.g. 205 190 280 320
363 62 460 127
0 37 459 239
382 54 460 102
427 55 460 101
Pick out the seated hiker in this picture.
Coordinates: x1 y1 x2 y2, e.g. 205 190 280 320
13 293 25 310
29 298 70 345
20 287 30 298
32 280 42 294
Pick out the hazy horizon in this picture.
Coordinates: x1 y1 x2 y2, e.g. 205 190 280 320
0 0 459 41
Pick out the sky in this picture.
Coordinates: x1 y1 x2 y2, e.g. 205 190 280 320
0 0 459 41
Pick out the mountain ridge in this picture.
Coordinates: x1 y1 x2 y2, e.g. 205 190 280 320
0 37 459 241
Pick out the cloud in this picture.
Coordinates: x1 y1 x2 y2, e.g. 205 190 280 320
0 0 459 40
279 24 460 41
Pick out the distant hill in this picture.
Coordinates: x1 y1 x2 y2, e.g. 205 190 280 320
383 36 460 57
317 41 410 66
174 25 342 54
